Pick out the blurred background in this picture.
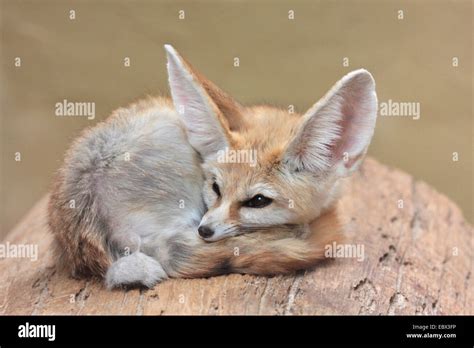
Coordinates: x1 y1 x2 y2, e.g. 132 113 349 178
1 0 472 239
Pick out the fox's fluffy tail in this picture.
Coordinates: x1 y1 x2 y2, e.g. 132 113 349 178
48 168 112 278
172 207 344 278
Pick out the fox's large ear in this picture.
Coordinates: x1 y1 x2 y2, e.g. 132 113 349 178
283 69 377 176
165 45 243 160
188 61 245 132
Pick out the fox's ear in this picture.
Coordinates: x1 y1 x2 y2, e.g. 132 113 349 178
165 45 243 160
283 69 377 176
187 59 245 132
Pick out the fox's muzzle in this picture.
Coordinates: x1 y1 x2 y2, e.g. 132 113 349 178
198 225 215 239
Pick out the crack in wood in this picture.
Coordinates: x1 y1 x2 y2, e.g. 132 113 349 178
379 245 397 265
432 249 451 314
284 272 304 315
76 281 91 315
0 275 14 314
387 292 407 315
386 177 433 315
257 278 269 315
31 266 56 315
350 278 377 314
135 289 145 315
464 271 471 311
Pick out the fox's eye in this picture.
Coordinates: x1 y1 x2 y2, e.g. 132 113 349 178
212 182 221 197
242 194 273 208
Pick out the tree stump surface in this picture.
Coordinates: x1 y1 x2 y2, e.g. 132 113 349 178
0 158 472 315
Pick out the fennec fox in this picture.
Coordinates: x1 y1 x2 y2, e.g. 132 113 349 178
48 45 377 288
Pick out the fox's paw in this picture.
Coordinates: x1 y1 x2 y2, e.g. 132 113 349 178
105 252 167 289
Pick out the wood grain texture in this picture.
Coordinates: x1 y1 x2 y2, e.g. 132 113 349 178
0 158 472 315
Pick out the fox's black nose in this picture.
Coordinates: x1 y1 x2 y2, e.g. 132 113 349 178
198 226 214 238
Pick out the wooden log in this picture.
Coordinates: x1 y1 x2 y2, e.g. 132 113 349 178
0 158 471 315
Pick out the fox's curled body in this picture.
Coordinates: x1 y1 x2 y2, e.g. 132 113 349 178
48 96 343 287
48 45 376 288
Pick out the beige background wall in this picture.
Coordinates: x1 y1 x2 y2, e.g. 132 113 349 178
1 0 472 238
